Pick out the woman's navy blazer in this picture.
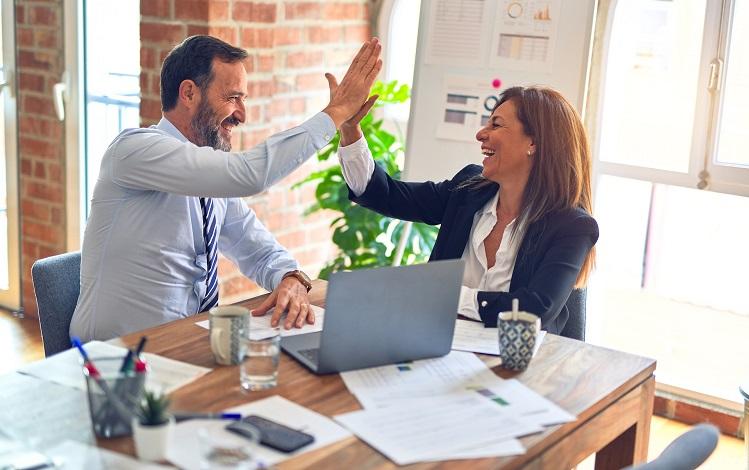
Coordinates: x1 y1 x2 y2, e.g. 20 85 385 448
349 163 599 335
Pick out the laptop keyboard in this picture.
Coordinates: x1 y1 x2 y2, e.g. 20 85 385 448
298 348 320 364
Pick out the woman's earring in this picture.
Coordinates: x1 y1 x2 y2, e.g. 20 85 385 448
527 150 532 157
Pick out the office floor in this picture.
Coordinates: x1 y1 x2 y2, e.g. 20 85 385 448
0 309 744 467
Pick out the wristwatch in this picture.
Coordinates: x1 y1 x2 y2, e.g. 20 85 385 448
282 270 312 292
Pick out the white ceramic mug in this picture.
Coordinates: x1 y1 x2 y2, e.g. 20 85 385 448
209 306 249 365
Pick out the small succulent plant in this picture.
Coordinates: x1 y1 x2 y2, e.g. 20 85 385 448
137 390 171 426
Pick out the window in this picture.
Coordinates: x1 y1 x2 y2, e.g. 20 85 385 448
0 0 19 310
587 0 749 405
377 0 422 138
63 0 140 247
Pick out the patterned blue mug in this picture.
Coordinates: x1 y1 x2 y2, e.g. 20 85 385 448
498 300 541 371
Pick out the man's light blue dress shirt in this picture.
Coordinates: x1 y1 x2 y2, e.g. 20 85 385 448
70 113 335 341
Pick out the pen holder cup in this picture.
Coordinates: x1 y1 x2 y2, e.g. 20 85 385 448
498 311 541 372
83 357 146 438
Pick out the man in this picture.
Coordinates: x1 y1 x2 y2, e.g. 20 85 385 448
70 35 381 341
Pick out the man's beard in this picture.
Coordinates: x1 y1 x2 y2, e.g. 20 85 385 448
190 100 234 151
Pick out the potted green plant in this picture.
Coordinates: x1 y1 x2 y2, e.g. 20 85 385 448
132 390 173 462
294 80 438 277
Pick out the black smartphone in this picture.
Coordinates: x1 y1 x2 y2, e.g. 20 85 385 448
226 415 315 453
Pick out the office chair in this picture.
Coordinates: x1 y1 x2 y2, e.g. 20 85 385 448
31 251 81 357
623 423 719 470
560 288 586 341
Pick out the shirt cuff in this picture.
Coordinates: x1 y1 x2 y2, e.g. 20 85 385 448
458 286 481 321
300 112 337 150
338 136 374 197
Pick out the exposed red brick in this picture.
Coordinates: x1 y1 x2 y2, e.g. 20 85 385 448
209 1 230 21
187 24 210 37
48 163 62 184
22 200 51 222
296 72 324 91
274 27 303 46
141 0 171 18
50 207 63 225
141 22 186 44
141 46 157 70
323 3 361 20
33 162 46 179
344 24 368 42
672 401 741 435
17 28 33 47
247 80 274 98
35 29 58 49
207 26 237 44
18 50 54 71
285 3 321 20
22 220 62 245
20 158 32 176
25 181 63 203
233 2 277 23
28 6 57 27
240 27 274 48
286 51 323 69
19 72 45 93
307 26 342 44
174 0 208 21
19 137 58 159
22 94 57 118
258 54 274 72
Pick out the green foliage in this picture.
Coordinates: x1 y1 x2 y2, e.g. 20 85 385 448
294 80 438 279
137 390 171 426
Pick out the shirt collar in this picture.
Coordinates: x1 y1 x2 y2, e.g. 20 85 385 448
482 190 500 217
156 116 190 143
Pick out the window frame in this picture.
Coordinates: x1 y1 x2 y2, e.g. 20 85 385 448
587 0 748 197
0 0 20 310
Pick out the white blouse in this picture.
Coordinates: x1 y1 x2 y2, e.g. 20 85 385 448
339 137 524 321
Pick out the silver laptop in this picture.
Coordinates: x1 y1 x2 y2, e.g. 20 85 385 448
281 259 465 374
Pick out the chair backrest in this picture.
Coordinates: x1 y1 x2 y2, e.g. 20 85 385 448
560 288 586 341
623 423 719 470
31 251 81 357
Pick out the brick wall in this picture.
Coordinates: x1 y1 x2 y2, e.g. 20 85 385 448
139 0 371 303
16 1 67 317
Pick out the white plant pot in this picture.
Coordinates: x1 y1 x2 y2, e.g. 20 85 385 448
132 416 174 462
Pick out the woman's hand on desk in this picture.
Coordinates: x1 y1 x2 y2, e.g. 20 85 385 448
251 277 315 330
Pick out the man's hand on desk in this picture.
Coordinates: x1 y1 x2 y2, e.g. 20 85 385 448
251 276 315 330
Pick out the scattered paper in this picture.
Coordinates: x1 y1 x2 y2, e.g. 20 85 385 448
436 75 501 143
17 341 210 394
195 305 325 340
452 319 547 357
334 394 541 465
489 0 562 72
425 0 489 66
167 395 352 470
340 351 505 409
44 440 171 469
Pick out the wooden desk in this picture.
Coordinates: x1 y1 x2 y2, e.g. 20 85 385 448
94 279 655 469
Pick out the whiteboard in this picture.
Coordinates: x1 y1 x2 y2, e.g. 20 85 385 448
404 0 597 181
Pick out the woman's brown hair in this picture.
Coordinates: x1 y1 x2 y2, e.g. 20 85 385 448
466 86 595 287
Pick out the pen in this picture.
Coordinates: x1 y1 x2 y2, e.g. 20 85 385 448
71 337 133 422
174 412 242 423
134 336 148 357
118 349 134 373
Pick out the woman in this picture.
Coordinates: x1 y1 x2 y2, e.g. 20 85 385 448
337 86 598 335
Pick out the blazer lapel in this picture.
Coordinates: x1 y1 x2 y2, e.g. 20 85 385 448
439 184 498 259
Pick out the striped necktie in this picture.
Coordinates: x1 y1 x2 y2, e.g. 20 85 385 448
199 197 219 312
